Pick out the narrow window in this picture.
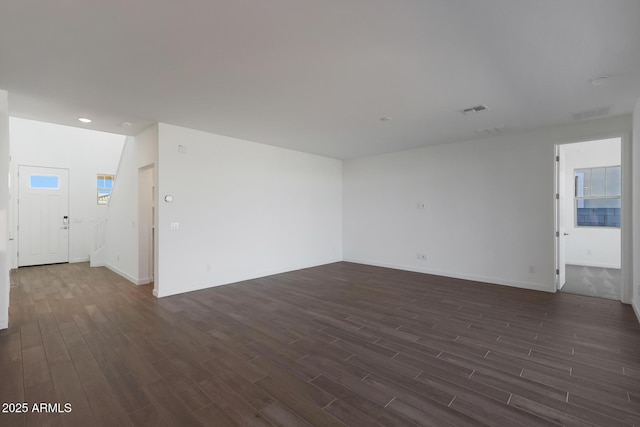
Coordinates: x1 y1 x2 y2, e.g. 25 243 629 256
97 174 115 205
575 166 620 227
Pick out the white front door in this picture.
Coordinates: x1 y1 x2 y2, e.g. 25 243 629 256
18 166 69 267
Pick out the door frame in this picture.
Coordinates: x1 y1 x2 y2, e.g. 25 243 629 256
554 133 631 303
138 163 156 286
17 164 70 267
554 145 567 290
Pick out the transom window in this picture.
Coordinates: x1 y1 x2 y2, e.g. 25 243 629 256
97 174 115 205
575 166 620 228
29 174 59 189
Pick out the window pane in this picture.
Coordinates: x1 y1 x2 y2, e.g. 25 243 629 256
97 174 115 204
583 198 621 209
576 198 621 227
98 190 111 205
590 167 606 196
606 166 621 196
575 169 590 197
30 175 59 189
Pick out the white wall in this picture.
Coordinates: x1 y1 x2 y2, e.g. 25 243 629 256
561 138 621 268
103 125 158 285
0 91 9 329
9 118 125 265
155 123 342 297
633 98 640 319
343 115 632 293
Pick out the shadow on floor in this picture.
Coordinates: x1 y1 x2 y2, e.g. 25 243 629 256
560 264 621 300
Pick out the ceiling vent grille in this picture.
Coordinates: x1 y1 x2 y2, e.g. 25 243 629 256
475 126 506 136
570 105 612 121
459 104 489 115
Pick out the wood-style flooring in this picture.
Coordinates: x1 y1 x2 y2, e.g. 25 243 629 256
1 262 640 426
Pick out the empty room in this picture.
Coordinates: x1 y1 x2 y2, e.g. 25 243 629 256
1 1 640 426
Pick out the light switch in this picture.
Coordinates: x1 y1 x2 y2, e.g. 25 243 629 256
170 222 180 230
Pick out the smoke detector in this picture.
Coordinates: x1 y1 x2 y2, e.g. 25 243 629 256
588 75 610 87
459 104 489 115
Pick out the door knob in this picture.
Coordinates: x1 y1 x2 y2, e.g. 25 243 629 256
563 232 569 236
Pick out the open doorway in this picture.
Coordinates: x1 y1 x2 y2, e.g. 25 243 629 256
138 165 155 285
555 137 622 300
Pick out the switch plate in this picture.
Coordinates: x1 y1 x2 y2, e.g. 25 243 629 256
170 222 180 230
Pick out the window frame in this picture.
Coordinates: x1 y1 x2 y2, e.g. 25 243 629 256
97 174 115 205
574 165 621 229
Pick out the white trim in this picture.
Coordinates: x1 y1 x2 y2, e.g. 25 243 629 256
0 319 7 330
137 277 152 285
70 257 90 264
155 279 228 298
632 299 640 325
620 131 633 304
104 263 144 285
564 261 621 270
152 288 159 298
343 258 555 293
155 259 343 298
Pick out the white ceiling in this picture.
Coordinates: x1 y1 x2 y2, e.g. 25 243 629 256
1 0 639 159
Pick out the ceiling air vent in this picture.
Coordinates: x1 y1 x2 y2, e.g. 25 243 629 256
459 104 489 115
570 105 612 121
475 126 506 136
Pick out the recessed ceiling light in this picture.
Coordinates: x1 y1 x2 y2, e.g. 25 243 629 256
121 121 132 128
379 117 392 122
78 117 92 123
589 75 610 87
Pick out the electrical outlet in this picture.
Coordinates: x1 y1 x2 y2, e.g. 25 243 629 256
170 222 180 230
417 202 425 209
416 253 427 261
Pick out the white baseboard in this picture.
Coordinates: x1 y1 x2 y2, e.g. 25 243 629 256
104 263 142 285
633 299 640 325
0 319 7 330
137 277 152 286
152 289 159 298
155 259 343 298
70 257 90 264
343 258 555 293
565 261 621 269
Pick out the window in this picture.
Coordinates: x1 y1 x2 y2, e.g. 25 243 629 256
575 166 620 227
97 174 115 205
30 174 59 189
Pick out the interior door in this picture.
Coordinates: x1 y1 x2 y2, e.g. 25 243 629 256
18 166 69 267
556 147 566 289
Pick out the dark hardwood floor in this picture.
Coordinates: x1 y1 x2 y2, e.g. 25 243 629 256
1 262 640 427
